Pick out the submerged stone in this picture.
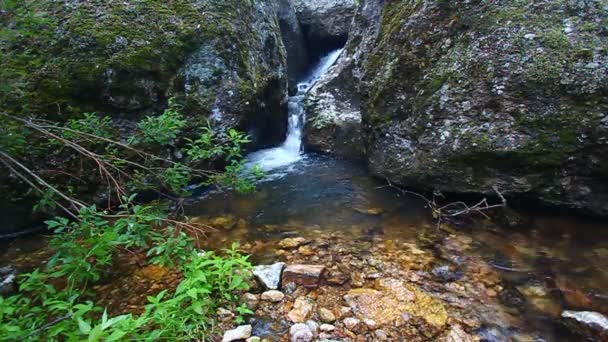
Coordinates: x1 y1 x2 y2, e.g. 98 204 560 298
279 237 309 249
344 278 448 327
288 297 316 323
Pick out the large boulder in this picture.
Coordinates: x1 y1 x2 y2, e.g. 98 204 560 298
1 0 289 148
306 0 608 216
293 0 357 45
303 0 383 160
303 52 365 159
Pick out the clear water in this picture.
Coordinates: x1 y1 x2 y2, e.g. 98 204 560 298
246 49 343 172
186 155 608 341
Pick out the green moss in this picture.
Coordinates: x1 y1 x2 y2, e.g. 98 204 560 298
0 0 245 118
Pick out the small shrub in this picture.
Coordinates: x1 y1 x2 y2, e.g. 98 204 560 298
134 98 187 146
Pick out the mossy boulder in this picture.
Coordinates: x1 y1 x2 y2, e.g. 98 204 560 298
0 0 288 147
306 0 608 216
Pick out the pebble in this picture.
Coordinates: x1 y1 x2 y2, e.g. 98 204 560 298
290 323 314 342
306 320 319 337
288 297 315 323
319 308 336 323
374 329 389 340
261 290 285 302
222 325 252 342
363 319 377 329
343 317 360 330
243 293 259 309
320 324 336 332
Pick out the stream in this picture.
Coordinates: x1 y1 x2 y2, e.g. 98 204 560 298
1 50 607 341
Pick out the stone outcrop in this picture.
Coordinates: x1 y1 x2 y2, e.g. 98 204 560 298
277 0 310 93
293 0 357 45
303 50 365 160
2 1 289 148
304 0 608 216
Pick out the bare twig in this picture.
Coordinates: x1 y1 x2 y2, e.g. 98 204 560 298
380 179 507 228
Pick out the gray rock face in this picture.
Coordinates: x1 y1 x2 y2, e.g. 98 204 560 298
305 0 608 216
304 50 365 160
562 310 608 340
293 0 357 43
253 262 285 290
277 0 310 93
222 325 253 342
179 0 289 149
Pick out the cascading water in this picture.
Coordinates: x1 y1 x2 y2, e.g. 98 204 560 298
246 48 343 171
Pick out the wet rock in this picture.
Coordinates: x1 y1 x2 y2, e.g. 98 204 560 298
253 262 285 290
446 324 475 342
298 245 315 256
343 317 360 330
209 215 237 230
431 265 463 282
222 325 252 342
319 308 336 323
288 297 316 323
326 272 349 286
562 310 608 340
0 266 17 296
282 265 325 288
290 323 314 342
261 290 285 302
344 278 448 327
279 237 308 249
375 329 389 340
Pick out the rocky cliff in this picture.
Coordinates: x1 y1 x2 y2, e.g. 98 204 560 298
304 0 608 216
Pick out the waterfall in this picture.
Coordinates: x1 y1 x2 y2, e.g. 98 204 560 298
247 48 343 171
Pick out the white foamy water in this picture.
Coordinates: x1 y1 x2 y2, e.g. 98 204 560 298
246 48 343 172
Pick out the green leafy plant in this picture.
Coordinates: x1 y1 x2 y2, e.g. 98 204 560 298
161 163 192 194
134 98 187 146
146 227 194 267
63 112 115 141
145 244 252 339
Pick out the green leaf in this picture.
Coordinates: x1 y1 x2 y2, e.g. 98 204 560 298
78 318 92 334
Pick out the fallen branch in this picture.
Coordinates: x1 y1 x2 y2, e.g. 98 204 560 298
380 179 507 228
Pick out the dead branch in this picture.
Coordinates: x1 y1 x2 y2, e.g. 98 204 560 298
380 180 507 228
